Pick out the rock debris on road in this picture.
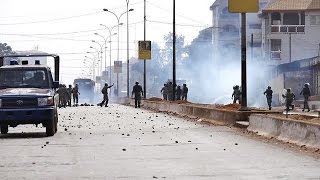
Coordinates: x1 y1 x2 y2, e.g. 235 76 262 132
0 104 319 179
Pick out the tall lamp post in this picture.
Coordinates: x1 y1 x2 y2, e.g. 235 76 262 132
91 40 103 76
103 8 134 97
95 30 117 85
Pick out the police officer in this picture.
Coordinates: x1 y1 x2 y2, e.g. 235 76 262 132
67 85 73 107
300 83 311 112
167 82 174 101
181 84 188 101
160 84 168 100
264 86 273 110
99 83 114 107
132 82 144 108
176 85 182 100
72 84 80 106
57 84 68 108
282 88 295 111
232 85 241 104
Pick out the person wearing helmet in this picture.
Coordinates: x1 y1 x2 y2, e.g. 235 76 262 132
99 83 114 107
282 88 295 111
132 81 144 108
300 83 311 112
263 86 273 110
232 85 241 104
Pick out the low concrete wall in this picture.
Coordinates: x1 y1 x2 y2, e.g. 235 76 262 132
248 114 320 148
125 99 280 126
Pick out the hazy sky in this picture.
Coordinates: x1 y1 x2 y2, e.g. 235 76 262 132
1 0 215 84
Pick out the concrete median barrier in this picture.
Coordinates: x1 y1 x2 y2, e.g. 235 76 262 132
248 114 320 148
123 99 280 126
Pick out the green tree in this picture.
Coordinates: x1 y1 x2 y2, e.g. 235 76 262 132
0 43 14 56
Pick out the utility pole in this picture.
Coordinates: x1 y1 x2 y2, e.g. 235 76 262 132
289 33 292 63
240 13 247 110
172 0 176 101
143 0 147 99
251 33 254 61
318 43 320 57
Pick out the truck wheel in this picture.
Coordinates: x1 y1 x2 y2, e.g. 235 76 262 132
1 125 8 134
46 118 55 136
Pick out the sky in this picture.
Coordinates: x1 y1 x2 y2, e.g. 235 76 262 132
0 0 215 84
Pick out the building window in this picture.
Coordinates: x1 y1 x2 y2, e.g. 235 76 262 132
310 15 320 25
270 39 281 60
283 13 300 25
271 12 281 25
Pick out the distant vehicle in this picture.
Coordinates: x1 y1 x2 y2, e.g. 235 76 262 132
0 54 60 136
73 78 95 103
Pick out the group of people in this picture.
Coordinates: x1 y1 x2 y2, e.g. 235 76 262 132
160 82 188 101
231 83 311 111
263 83 311 111
97 81 144 109
57 84 80 108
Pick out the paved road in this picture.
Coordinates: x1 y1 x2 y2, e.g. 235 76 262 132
0 104 319 180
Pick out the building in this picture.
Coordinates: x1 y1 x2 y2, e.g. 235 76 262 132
210 0 270 64
262 0 320 64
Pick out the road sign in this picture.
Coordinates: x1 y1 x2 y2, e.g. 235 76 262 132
138 41 151 59
228 0 259 13
114 61 122 73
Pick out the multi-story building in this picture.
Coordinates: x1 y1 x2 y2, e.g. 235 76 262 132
262 0 320 64
210 0 270 64
261 0 320 102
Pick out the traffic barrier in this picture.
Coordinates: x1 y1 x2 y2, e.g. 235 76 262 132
248 114 320 148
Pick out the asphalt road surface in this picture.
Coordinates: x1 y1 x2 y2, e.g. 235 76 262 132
0 104 319 180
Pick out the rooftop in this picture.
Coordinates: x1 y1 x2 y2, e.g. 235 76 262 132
263 0 320 12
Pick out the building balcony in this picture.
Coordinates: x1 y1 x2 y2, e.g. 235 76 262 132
270 25 305 34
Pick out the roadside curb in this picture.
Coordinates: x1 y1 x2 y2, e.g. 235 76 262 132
248 114 320 149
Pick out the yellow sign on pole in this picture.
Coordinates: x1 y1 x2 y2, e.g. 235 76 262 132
138 41 151 60
228 0 259 13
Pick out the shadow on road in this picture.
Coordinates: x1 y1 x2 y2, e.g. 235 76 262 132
0 132 48 139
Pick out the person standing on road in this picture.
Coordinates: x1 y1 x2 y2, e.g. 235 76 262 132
181 84 188 101
132 81 144 108
67 85 73 107
57 84 68 108
161 83 168 101
263 86 273 110
72 84 80 106
282 88 295 111
300 83 311 112
99 83 114 107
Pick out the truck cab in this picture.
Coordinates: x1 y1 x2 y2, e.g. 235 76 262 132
0 54 60 136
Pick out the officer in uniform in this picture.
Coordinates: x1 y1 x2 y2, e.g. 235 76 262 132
263 86 273 110
282 88 295 111
72 84 80 106
232 85 241 104
300 83 311 112
132 82 144 108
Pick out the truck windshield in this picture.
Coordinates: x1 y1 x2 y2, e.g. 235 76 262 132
0 69 49 89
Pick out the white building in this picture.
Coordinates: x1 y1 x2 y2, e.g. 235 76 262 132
210 0 270 64
262 0 320 64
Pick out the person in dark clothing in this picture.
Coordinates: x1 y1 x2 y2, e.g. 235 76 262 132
132 81 144 108
263 86 273 110
176 85 182 100
300 83 311 112
232 85 241 104
282 88 295 111
99 83 114 107
57 84 68 108
72 84 80 106
161 84 168 100
181 84 188 101
167 82 174 101
67 85 72 107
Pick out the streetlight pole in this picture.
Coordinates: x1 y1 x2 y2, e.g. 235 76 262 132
91 40 103 76
95 29 117 85
103 8 134 97
89 46 101 77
